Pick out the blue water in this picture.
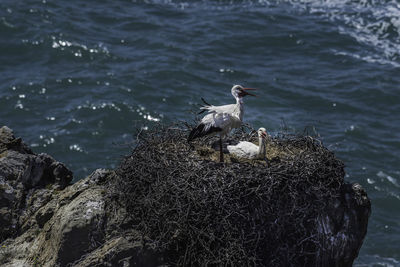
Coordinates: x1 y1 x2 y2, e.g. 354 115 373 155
1 0 399 265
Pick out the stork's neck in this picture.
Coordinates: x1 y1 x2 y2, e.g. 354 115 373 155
234 97 244 120
236 96 244 105
258 137 266 158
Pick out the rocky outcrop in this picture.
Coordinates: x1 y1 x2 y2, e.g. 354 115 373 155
0 127 157 267
0 126 371 266
0 126 112 266
1 170 106 266
0 126 72 243
316 183 371 267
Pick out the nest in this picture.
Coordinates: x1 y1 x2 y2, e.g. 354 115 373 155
109 124 345 266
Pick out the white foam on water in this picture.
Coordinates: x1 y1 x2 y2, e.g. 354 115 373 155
151 0 400 67
377 170 400 188
355 254 400 267
282 0 400 68
332 49 400 68
50 36 110 56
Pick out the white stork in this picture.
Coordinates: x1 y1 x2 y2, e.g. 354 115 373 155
188 84 256 162
227 127 268 160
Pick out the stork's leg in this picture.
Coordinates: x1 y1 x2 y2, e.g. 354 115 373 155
265 156 270 167
219 136 224 163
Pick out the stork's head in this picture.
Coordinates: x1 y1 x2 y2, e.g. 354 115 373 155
231 85 256 99
257 127 268 139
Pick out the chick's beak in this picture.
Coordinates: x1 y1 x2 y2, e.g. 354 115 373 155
261 131 268 138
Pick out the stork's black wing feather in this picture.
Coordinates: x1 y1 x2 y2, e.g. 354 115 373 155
198 98 213 114
201 97 212 106
188 123 222 142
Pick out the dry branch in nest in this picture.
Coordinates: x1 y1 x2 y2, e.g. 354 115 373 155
108 124 345 266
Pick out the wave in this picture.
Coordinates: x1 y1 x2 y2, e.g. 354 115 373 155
138 0 400 68
355 254 400 267
272 0 400 67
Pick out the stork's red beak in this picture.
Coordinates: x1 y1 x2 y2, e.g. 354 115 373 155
240 88 257 97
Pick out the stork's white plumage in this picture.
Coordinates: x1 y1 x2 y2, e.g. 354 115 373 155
188 85 256 162
227 127 267 159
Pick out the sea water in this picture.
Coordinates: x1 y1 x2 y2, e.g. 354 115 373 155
1 0 399 265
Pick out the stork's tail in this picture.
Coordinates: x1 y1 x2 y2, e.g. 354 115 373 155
188 123 222 142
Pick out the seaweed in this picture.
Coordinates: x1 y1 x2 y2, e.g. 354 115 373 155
107 124 345 266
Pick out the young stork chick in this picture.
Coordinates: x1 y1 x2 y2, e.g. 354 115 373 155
227 127 268 160
188 85 256 162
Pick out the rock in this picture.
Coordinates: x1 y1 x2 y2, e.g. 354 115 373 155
0 170 109 267
34 181 106 266
77 234 161 267
35 199 55 229
316 183 371 267
0 126 32 155
0 125 371 266
0 126 73 242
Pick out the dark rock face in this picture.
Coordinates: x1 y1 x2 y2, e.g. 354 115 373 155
0 126 32 155
0 126 371 267
316 183 371 267
0 127 146 267
0 126 72 242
